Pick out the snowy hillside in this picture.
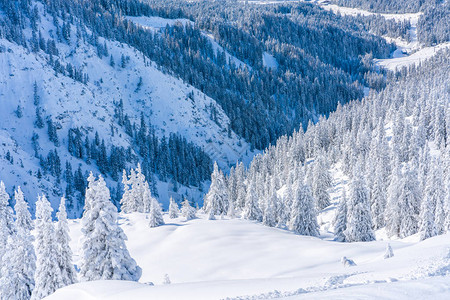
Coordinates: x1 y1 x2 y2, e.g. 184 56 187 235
0 2 253 213
46 212 450 299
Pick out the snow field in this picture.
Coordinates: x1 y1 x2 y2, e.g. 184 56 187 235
46 212 450 299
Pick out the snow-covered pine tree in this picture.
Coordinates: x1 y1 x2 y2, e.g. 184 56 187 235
56 196 77 286
204 162 228 217
345 167 375 242
0 234 36 300
397 164 421 238
370 162 387 230
419 159 443 240
0 186 36 300
289 180 319 236
262 191 277 227
142 182 152 213
80 173 142 281
333 189 347 242
168 197 179 219
148 196 165 228
181 198 196 220
32 194 64 300
243 177 262 222
120 169 134 213
14 186 33 232
312 153 332 210
385 161 402 237
433 160 446 235
0 181 14 262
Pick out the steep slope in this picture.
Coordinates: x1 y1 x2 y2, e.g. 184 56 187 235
0 2 253 215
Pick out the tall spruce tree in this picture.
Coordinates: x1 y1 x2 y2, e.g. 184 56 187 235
32 194 64 300
56 196 77 286
80 173 142 281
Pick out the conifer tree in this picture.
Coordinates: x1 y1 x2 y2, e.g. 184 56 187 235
312 153 332 210
243 178 262 222
168 197 179 219
333 189 347 242
371 163 387 230
345 169 375 242
14 187 33 232
148 197 165 228
56 196 77 286
289 180 319 236
0 181 14 261
32 194 64 300
263 191 277 227
204 162 228 216
80 173 141 281
181 198 196 221
0 234 36 300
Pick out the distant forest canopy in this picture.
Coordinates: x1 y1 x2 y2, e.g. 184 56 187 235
0 0 404 150
329 0 450 45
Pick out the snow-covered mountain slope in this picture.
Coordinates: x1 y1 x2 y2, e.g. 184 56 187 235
0 3 253 212
46 212 450 299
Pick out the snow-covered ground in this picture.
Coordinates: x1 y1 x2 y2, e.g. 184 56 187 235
46 212 450 299
125 16 193 31
374 42 450 71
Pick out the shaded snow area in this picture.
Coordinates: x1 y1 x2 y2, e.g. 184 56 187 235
46 213 450 299
262 52 278 70
201 32 251 70
125 16 194 32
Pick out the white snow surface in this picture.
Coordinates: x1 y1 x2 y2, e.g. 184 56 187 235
45 212 450 299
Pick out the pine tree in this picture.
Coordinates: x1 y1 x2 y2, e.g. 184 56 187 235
262 191 277 227
419 159 443 240
243 178 262 222
32 195 64 300
168 197 179 219
0 181 14 261
0 234 36 300
345 170 375 242
14 186 33 232
1 189 36 300
204 162 228 216
333 189 347 242
398 164 421 238
289 180 319 236
312 153 332 210
370 163 387 230
181 198 196 221
148 197 164 228
56 196 77 287
80 173 142 281
120 169 133 213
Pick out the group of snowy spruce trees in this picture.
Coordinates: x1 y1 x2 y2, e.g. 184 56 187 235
0 183 76 299
0 163 201 299
0 173 143 299
204 51 450 243
120 164 197 223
